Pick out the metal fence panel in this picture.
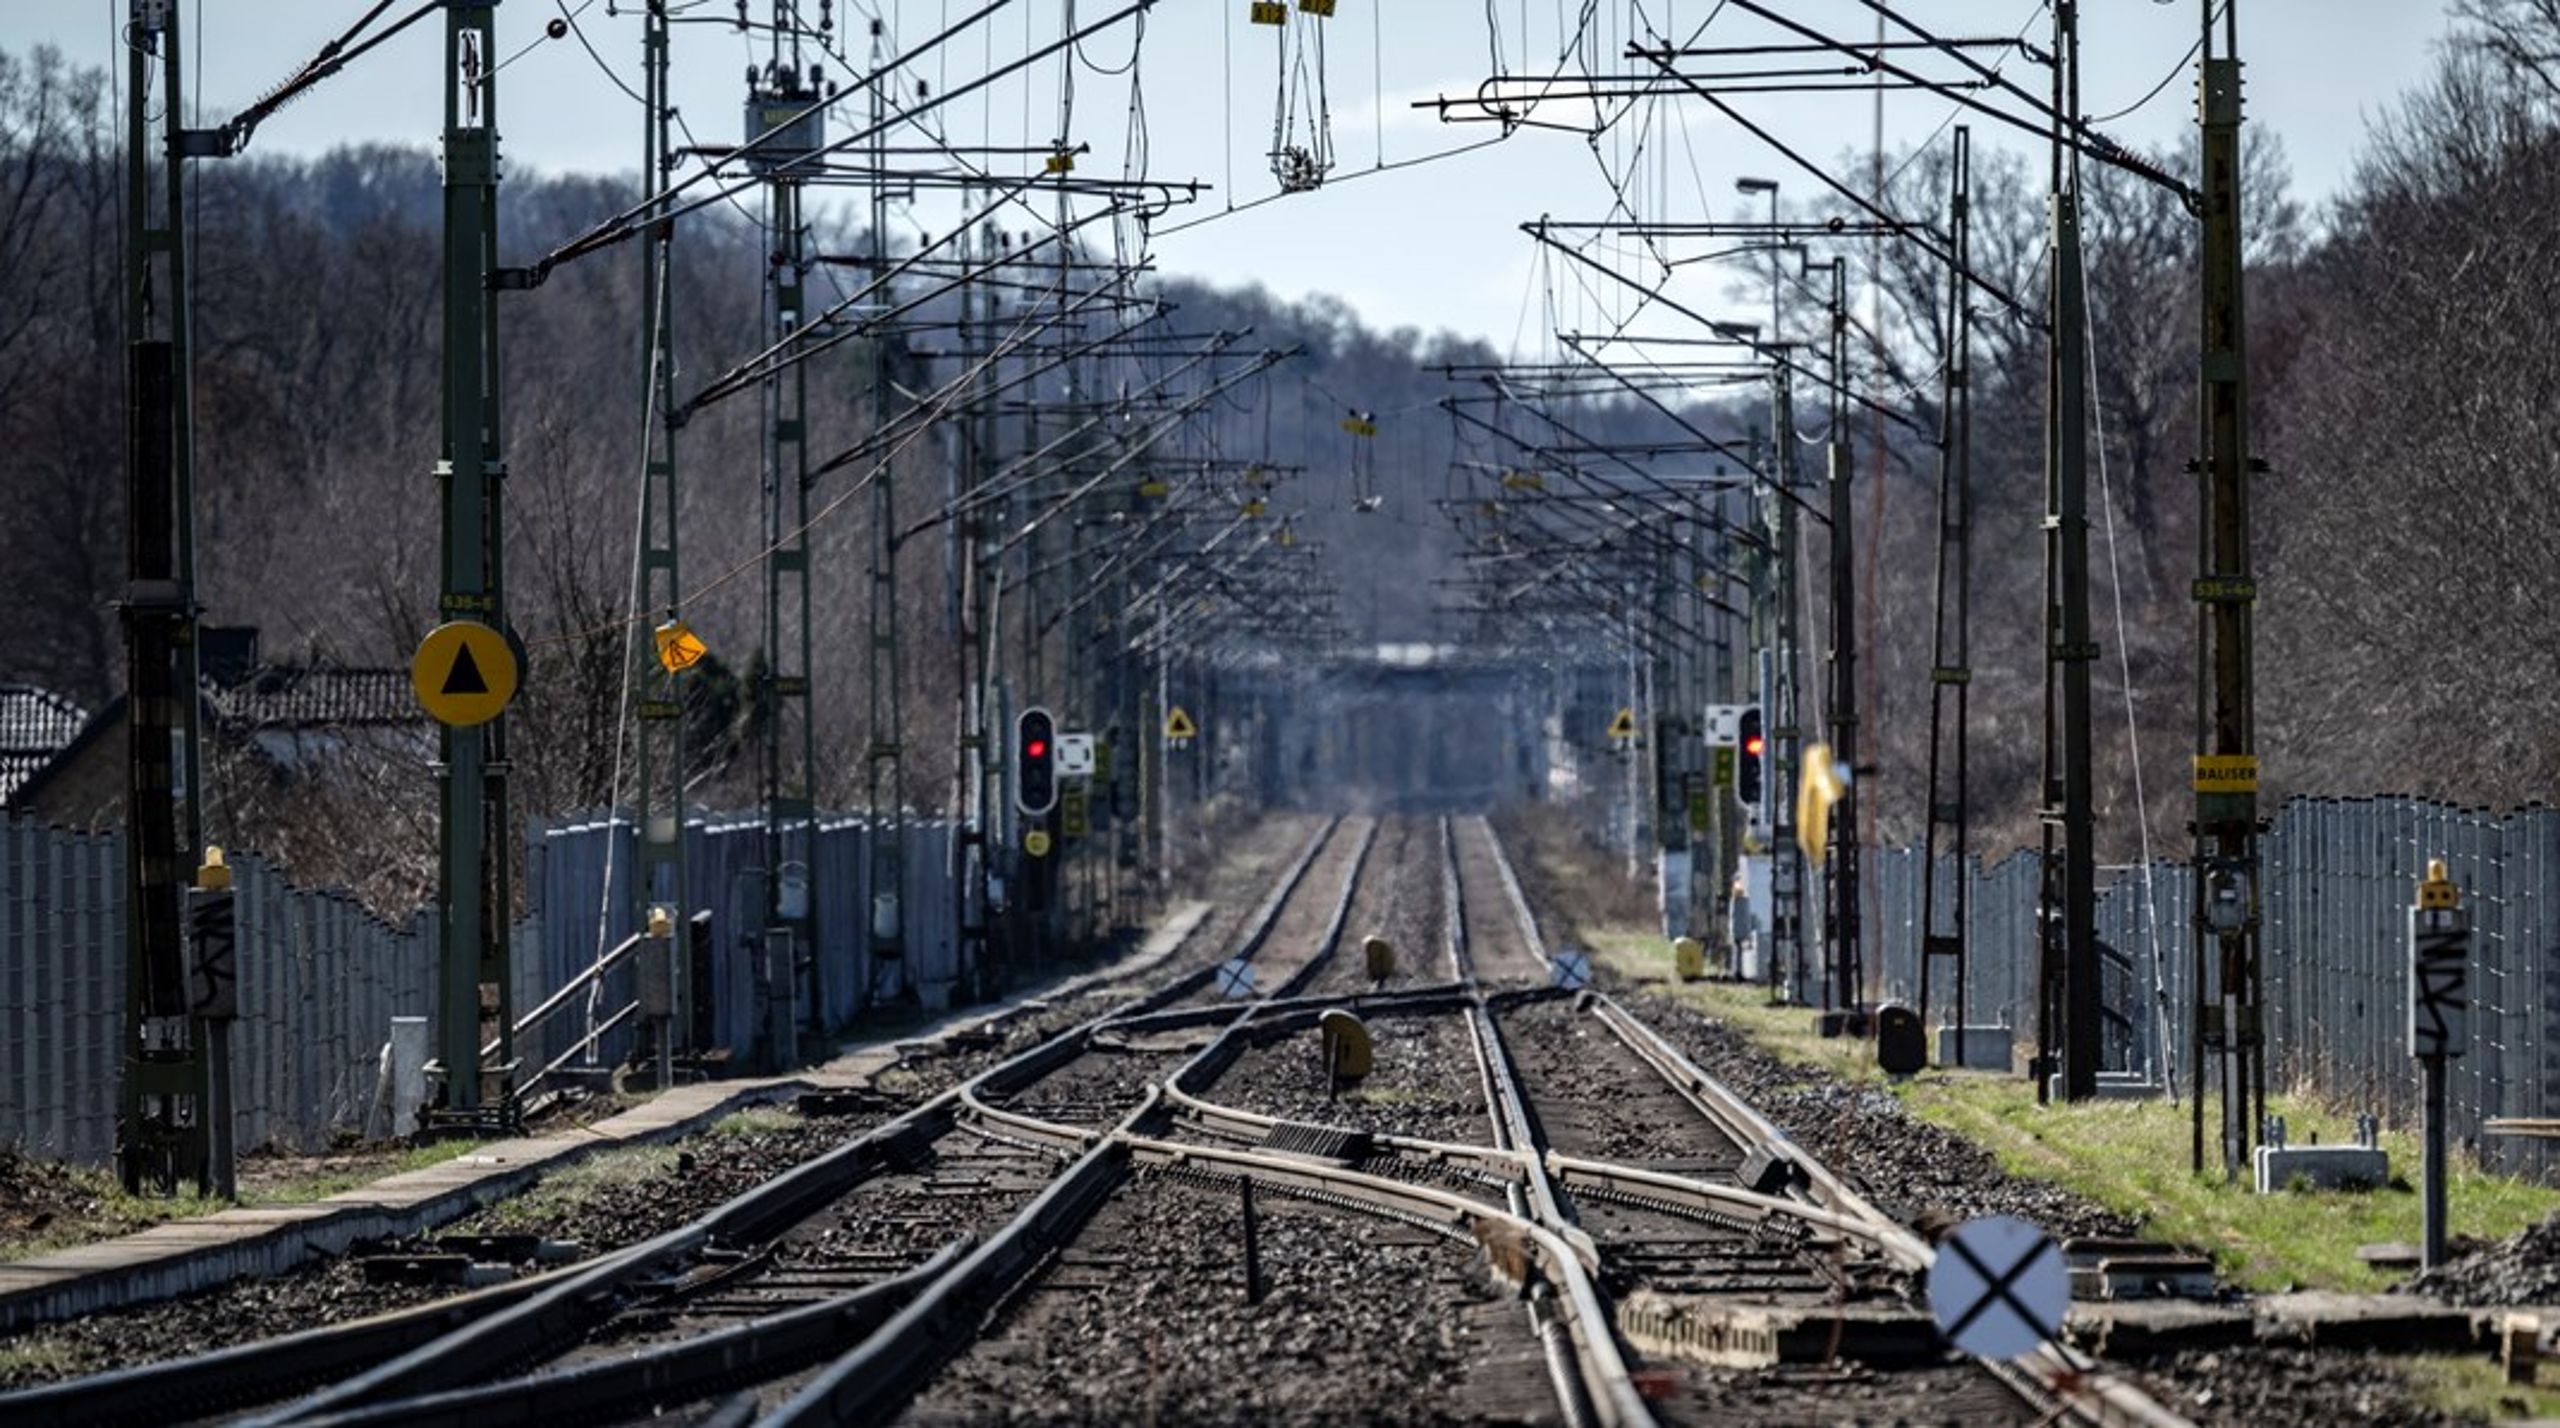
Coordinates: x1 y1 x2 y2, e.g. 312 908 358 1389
0 820 435 1162
1943 795 2558 1180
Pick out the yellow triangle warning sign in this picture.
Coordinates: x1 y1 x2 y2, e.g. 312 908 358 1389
411 621 520 728
1165 706 1198 740
1608 707 1638 740
653 619 709 675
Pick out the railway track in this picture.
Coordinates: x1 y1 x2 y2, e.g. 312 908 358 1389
2 812 2189 1428
0 819 1348 1428
1137 815 2183 1427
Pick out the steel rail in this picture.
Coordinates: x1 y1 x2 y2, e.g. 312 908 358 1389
289 817 1357 1426
762 1105 1155 1426
1578 993 2188 1425
2 825 1342 1428
268 1245 972 1428
769 821 1374 1424
0 1261 600 1428
244 1097 967 1424
1094 981 1472 1039
1448 814 1638 1423
1111 1141 1646 1427
310 820 1352 1420
968 814 1401 1151
1265 816 1379 999
1467 816 2191 1427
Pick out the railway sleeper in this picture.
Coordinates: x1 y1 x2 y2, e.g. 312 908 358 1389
1257 1119 1376 1165
1614 1290 1946 1370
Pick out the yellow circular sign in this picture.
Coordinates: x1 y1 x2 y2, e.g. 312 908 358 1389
411 621 520 727
1024 828 1053 858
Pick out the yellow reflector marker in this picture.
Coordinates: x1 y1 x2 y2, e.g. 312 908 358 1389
2419 858 2459 911
1319 1009 1372 1086
1362 934 1395 982
1798 743 1848 865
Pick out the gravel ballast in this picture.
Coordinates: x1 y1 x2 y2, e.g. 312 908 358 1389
901 1170 1552 1425
1621 990 2140 1242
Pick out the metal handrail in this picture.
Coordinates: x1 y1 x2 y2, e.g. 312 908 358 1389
516 1003 641 1100
482 930 648 1063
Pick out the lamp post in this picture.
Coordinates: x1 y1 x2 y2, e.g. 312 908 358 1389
1736 177 1781 340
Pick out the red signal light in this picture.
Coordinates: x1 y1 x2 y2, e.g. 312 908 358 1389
1027 739 1048 759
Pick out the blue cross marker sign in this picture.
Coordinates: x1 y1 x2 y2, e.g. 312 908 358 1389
1217 958 1257 1000
1927 1215 2068 1359
1549 951 1592 990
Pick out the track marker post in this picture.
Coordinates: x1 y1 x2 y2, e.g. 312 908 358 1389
2409 859 2469 1270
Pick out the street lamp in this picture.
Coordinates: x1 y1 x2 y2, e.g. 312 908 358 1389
1735 176 1781 342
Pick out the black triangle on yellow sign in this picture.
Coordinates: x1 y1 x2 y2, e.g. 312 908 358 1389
412 621 520 728
443 644 490 696
1164 706 1198 740
1608 707 1638 739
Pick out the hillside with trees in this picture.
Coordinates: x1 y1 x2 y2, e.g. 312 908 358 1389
1 1 2557 898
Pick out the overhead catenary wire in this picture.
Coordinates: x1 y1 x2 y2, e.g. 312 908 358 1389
527 256 1089 653
580 234 678 1064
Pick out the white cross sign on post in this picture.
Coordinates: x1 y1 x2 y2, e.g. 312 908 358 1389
1928 1215 2069 1359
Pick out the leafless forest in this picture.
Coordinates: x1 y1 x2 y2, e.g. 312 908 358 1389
2 0 2556 903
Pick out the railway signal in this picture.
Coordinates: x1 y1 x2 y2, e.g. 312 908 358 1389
1015 707 1059 816
1736 705 1766 807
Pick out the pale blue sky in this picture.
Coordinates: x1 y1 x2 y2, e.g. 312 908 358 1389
0 1 2463 347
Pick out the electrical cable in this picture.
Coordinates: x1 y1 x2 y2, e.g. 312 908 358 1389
1146 132 1510 238
551 0 648 107
2078 142 2180 1101
2088 2 2222 125
529 266 1129 652
582 237 673 1064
